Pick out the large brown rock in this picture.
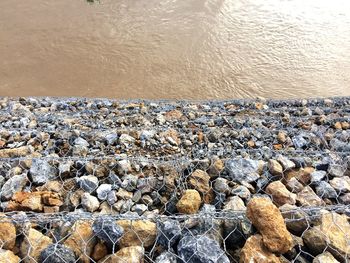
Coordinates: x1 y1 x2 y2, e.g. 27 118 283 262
176 189 201 214
297 186 325 206
20 228 52 263
64 220 96 263
265 181 297 206
0 146 32 158
98 246 144 263
188 169 211 193
0 249 20 263
240 234 281 263
246 197 293 254
0 213 16 250
117 220 156 249
268 160 283 176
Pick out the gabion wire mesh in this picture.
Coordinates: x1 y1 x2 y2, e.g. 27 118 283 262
0 97 348 262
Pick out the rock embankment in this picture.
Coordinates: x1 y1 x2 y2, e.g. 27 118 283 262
0 97 348 262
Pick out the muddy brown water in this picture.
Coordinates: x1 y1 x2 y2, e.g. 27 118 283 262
1 0 350 99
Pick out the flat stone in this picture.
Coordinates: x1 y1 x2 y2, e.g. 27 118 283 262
0 146 32 158
246 197 293 254
240 234 281 263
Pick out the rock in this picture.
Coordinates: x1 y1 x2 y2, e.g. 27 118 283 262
329 177 350 193
78 175 99 193
225 158 264 183
240 234 281 263
0 213 16 250
92 241 108 262
310 171 327 184
74 137 89 147
81 193 100 212
231 185 251 200
119 134 135 146
303 227 329 256
285 167 314 185
29 159 57 185
188 169 211 194
277 131 288 143
339 193 350 204
105 133 118 145
0 249 20 263
155 251 177 263
277 155 295 171
20 228 52 263
315 181 338 199
297 186 325 206
1 174 28 200
117 220 157 248
208 159 224 177
64 220 96 263
328 164 346 177
279 204 308 234
132 204 148 215
72 145 88 156
157 219 182 247
92 217 124 247
265 181 296 206
39 244 76 263
268 159 284 176
213 178 230 194
11 191 43 212
107 191 117 205
137 177 158 194
285 177 304 193
96 184 112 200
177 235 229 263
116 188 133 200
293 135 308 148
116 160 132 175
223 196 246 211
98 246 144 263
121 174 138 191
313 252 340 263
176 189 201 214
0 146 32 158
58 161 73 178
246 197 293 253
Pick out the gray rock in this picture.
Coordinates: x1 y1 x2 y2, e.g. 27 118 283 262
74 137 89 147
107 171 122 186
137 177 159 194
58 161 73 178
328 164 346 177
140 130 156 141
78 175 99 193
277 155 296 170
121 174 138 191
119 134 135 146
107 191 117 205
92 217 124 247
120 199 134 213
315 181 337 199
1 174 27 200
177 235 230 263
72 145 88 156
157 219 182 247
29 159 57 185
39 244 76 263
225 158 262 183
155 251 177 263
81 193 100 212
105 133 118 145
116 160 132 175
329 177 350 193
292 135 308 148
96 184 112 201
339 193 350 204
213 178 230 194
310 171 327 184
231 185 251 200
132 204 148 215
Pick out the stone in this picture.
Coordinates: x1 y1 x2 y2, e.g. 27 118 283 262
310 171 327 184
64 220 96 263
74 137 89 147
96 184 112 200
285 167 314 185
81 193 100 212
12 191 43 212
155 251 177 263
91 241 108 262
92 217 124 247
225 158 264 183
137 177 158 194
72 145 88 156
0 213 16 250
339 193 350 204
105 133 118 145
177 235 230 263
328 164 346 177
117 220 157 248
121 174 138 191
119 134 135 146
208 159 224 177
58 161 73 178
107 191 117 205
157 219 182 247
116 188 133 200
313 252 340 263
98 246 144 263
293 135 308 148
132 204 148 215
286 177 304 193
268 159 284 175
329 177 350 193
0 249 20 263
240 234 281 263
29 159 57 185
1 174 27 200
39 244 76 263
213 178 230 194
303 227 329 256
188 169 211 194
265 181 297 206
20 228 52 263
116 159 132 175
315 181 338 199
0 146 32 158
297 186 325 206
279 204 309 234
78 175 99 193
277 131 287 143
224 196 246 211
176 189 201 214
231 185 251 200
85 163 108 178
277 155 296 171
246 197 293 254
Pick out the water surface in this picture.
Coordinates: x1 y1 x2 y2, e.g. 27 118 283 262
0 0 350 99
